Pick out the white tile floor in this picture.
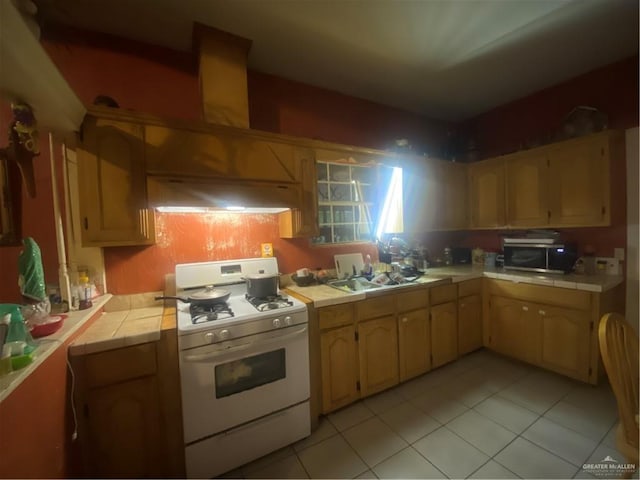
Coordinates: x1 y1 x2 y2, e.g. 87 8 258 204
220 349 638 479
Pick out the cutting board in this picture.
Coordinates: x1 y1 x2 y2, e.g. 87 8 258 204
334 253 364 279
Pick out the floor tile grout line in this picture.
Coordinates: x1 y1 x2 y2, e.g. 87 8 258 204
336 428 383 479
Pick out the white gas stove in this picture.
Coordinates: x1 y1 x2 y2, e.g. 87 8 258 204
173 257 310 478
175 257 308 350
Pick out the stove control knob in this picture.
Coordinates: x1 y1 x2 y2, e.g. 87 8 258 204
272 318 282 328
284 316 292 326
219 329 230 340
205 332 215 342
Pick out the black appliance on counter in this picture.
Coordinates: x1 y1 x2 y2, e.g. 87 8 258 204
451 247 472 265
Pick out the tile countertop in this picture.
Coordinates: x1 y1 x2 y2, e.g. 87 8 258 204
0 294 112 403
68 291 166 356
285 266 623 307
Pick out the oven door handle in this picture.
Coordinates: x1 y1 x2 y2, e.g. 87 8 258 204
183 326 308 363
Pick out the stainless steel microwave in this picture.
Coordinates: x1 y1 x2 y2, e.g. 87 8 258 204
502 242 577 274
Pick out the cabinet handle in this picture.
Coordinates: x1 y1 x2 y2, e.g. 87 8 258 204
402 317 408 323
539 310 546 316
83 217 88 230
522 306 529 311
460 303 465 308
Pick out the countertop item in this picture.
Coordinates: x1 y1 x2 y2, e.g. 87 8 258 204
0 294 112 404
30 314 66 338
334 253 364 279
286 265 623 307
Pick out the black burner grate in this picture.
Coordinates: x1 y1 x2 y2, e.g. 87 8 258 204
245 294 294 312
190 302 235 324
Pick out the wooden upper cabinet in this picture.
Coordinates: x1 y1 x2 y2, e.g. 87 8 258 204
77 117 155 246
548 134 611 226
440 161 468 230
468 158 506 228
404 158 467 232
279 150 319 238
506 152 549 227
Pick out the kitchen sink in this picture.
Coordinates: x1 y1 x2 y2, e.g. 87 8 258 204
327 277 384 293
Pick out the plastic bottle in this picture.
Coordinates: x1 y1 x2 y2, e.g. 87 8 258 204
363 254 373 277
78 274 93 310
444 247 453 266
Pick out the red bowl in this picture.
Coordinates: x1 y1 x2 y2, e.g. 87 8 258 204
30 315 66 338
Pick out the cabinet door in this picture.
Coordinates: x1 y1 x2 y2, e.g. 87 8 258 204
440 161 468 230
458 294 482 355
320 325 359 413
85 376 164 477
506 152 549 227
430 302 458 368
548 135 609 226
279 152 319 238
468 158 505 228
488 296 541 365
539 305 591 382
78 118 155 246
358 316 399 397
398 308 431 382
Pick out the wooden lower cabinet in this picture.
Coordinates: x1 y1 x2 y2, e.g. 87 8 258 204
71 336 185 477
430 301 458 368
539 305 591 382
398 308 431 382
320 324 359 413
458 294 483 355
484 278 623 384
85 377 164 477
488 296 541 365
358 316 399 397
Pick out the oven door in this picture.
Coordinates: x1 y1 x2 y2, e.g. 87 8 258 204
179 323 310 444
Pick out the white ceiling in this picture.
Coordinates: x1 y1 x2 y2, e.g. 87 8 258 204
37 0 639 121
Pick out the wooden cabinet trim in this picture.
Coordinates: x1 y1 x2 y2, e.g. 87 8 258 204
396 288 429 312
319 303 355 330
458 278 482 297
486 279 591 311
430 284 457 305
356 295 396 321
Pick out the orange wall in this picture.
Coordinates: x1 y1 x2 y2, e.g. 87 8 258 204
460 55 639 159
0 103 61 303
0 309 102 478
106 213 379 293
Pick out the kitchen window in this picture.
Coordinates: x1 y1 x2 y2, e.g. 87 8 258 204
312 161 403 245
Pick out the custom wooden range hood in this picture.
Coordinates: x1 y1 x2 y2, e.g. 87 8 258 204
142 23 318 236
195 24 252 129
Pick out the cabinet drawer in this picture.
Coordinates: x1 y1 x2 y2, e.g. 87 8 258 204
356 295 395 321
396 288 429 312
486 279 591 311
458 278 482 297
84 343 158 389
430 284 457 305
319 303 354 330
